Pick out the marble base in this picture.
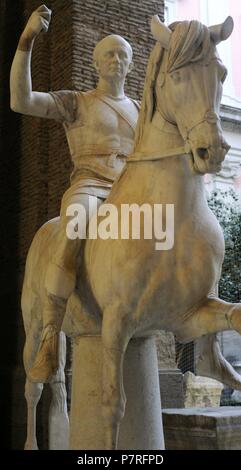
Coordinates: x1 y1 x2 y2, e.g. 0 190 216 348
163 406 241 450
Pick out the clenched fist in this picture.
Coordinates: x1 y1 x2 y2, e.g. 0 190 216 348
24 4 52 36
18 5 52 51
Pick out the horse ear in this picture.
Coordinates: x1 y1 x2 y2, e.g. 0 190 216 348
209 16 234 45
151 15 171 49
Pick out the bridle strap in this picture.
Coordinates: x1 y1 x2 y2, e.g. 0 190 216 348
127 146 190 163
127 110 220 162
127 110 190 163
185 111 220 140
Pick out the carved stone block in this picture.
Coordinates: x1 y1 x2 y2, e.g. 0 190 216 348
163 407 241 450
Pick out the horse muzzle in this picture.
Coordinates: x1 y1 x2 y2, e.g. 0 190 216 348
184 112 230 174
191 139 230 174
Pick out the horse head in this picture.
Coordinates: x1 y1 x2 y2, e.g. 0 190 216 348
149 15 233 174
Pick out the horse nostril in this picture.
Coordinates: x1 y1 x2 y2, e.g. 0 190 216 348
197 148 209 160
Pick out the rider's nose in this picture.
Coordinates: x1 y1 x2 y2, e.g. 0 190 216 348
113 53 120 63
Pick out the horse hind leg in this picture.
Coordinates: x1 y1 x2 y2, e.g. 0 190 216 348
195 334 241 390
48 332 69 450
23 318 43 450
24 378 43 450
176 296 241 390
101 304 133 450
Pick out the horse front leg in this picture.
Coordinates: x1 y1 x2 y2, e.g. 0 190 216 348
102 346 126 449
101 307 132 450
176 296 241 389
24 379 43 450
49 332 69 450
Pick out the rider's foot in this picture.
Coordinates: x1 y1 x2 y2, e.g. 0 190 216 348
28 324 59 383
196 335 241 390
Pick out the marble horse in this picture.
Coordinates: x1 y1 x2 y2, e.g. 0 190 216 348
22 16 241 449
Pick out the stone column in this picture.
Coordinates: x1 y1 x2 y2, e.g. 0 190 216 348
70 336 164 450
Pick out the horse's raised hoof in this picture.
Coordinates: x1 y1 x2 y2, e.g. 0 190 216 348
196 335 241 390
28 324 59 383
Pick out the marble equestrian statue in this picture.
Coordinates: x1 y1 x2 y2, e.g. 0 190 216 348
11 6 241 449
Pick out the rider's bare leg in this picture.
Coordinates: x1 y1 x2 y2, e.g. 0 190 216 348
28 193 103 383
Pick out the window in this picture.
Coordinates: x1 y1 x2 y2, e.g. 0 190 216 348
165 0 176 25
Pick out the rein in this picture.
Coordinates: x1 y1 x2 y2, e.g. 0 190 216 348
128 105 220 164
127 110 190 163
129 43 222 164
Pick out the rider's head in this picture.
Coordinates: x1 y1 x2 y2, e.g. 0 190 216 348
93 35 133 81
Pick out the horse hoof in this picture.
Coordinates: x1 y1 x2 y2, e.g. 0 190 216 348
24 441 38 450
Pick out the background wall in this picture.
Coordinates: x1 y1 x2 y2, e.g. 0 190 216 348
165 0 241 197
165 0 241 399
0 0 164 449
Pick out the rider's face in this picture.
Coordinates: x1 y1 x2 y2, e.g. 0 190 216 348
95 39 132 81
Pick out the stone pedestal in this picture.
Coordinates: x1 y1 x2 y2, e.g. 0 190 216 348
163 407 241 450
70 336 164 450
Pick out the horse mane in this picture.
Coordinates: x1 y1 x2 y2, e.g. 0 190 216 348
134 20 212 149
134 43 164 150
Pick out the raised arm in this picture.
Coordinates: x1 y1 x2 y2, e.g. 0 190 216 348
10 4 59 120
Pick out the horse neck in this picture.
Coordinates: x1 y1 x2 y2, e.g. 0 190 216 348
132 123 206 207
136 112 185 157
132 101 206 205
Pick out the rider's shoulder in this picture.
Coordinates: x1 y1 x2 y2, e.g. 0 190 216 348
127 96 141 110
74 89 96 98
74 89 97 105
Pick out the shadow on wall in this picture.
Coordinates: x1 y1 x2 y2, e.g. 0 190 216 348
0 0 23 449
